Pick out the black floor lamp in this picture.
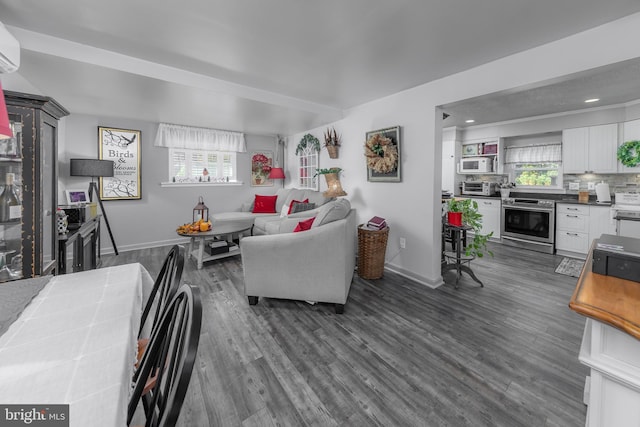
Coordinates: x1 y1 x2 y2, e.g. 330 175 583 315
70 158 118 255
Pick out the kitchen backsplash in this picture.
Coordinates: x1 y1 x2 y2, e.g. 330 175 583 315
563 173 640 194
461 173 640 194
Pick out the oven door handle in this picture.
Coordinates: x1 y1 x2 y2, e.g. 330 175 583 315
502 205 554 213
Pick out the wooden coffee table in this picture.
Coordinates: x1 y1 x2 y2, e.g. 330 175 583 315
177 223 251 269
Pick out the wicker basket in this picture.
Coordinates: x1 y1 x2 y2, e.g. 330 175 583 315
357 225 389 279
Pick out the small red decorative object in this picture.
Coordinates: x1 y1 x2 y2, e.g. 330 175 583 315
293 217 315 232
447 212 462 226
252 195 278 213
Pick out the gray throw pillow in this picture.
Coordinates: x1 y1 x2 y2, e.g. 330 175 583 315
312 199 351 227
290 202 316 214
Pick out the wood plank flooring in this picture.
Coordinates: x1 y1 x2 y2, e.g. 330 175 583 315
102 242 588 426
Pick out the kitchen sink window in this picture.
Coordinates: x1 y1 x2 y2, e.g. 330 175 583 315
504 143 563 190
513 163 561 187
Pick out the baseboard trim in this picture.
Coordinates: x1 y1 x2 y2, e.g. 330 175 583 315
100 237 188 256
383 264 443 289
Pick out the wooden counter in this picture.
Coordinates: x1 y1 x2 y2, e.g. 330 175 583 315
569 241 640 340
570 241 640 426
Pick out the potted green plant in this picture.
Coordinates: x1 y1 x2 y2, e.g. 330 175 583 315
447 198 494 258
295 133 321 155
313 167 342 177
323 127 341 159
500 182 515 198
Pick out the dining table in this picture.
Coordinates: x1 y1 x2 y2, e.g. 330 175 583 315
0 263 154 427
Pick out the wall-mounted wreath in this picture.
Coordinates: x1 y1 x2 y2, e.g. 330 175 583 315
364 133 398 174
618 140 640 167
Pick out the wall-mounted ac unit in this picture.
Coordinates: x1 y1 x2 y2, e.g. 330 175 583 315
0 22 20 73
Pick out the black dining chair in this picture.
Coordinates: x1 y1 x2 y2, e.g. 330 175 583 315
128 283 202 427
137 245 185 363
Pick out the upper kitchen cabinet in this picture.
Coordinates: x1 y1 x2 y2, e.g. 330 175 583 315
620 119 640 173
2 91 69 282
562 124 618 174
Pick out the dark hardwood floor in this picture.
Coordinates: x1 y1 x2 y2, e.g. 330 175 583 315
102 241 588 426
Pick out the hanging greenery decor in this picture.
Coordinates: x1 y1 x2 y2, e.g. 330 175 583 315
364 133 398 174
295 133 321 155
618 140 640 167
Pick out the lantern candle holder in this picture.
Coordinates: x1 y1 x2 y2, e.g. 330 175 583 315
193 196 209 222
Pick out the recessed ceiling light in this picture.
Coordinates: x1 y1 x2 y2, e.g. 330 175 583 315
465 119 475 123
584 98 600 103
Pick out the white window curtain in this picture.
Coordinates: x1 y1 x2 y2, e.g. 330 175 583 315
504 143 561 163
154 123 246 152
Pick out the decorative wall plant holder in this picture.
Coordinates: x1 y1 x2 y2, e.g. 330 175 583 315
323 127 341 159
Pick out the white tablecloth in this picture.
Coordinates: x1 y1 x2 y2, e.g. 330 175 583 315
0 263 154 427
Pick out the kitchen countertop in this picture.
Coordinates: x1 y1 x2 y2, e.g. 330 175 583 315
569 242 640 340
456 192 614 206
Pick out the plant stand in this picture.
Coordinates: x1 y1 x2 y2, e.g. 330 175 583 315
357 225 389 279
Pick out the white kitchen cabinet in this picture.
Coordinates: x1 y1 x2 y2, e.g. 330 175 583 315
441 133 457 194
563 127 589 174
556 204 590 255
470 198 501 239
555 204 616 257
562 124 618 174
620 119 640 173
580 318 640 427
589 205 616 241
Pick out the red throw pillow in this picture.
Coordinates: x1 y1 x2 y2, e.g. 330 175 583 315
252 195 278 213
287 198 309 215
293 217 315 233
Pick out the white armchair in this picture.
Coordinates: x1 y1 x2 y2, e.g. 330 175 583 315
240 208 356 313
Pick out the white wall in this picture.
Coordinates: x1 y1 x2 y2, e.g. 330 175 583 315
285 12 640 288
59 114 279 254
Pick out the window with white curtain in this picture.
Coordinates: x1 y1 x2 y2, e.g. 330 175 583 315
155 123 245 185
169 148 236 183
504 143 563 189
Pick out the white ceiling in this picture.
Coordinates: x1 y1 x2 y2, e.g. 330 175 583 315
2 0 640 135
441 57 640 129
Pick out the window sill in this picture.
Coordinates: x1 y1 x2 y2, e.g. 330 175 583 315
160 181 243 188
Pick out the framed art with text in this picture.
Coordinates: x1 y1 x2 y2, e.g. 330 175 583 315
98 126 142 200
365 126 401 182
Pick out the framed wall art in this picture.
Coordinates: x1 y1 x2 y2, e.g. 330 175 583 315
64 189 90 205
364 126 401 182
98 126 142 200
251 151 274 186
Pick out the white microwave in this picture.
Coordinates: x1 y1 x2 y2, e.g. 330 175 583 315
458 157 493 174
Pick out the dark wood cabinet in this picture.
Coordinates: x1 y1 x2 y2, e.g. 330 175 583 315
1 91 68 281
58 216 101 274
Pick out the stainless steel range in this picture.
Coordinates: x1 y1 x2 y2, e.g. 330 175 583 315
501 197 556 254
611 192 640 239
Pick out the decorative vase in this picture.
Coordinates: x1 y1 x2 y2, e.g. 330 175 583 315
500 189 510 198
447 211 462 226
56 209 68 234
323 173 347 197
327 145 339 159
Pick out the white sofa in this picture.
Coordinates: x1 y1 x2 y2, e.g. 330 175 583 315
240 198 356 313
210 187 333 235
